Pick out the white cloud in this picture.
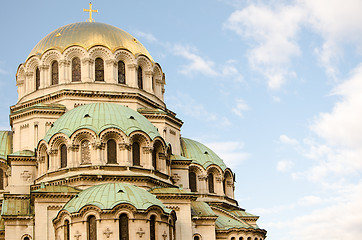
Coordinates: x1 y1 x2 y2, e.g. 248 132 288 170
172 44 218 77
276 160 294 172
224 3 304 89
279 134 299 145
166 92 231 127
224 0 362 86
133 30 157 42
204 141 249 168
232 98 249 118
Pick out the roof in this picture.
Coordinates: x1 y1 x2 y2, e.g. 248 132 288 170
63 183 171 214
1 198 33 216
180 138 227 171
43 103 161 142
32 185 80 193
215 215 252 230
0 131 12 160
191 201 217 217
27 22 153 61
8 150 34 157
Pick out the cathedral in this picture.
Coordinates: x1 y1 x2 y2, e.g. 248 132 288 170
0 5 267 240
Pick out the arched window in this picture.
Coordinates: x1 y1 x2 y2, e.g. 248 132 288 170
150 215 156 240
64 219 70 240
194 236 200 240
208 173 214 193
51 61 59 85
247 238 251 240
239 237 244 240
118 60 125 84
81 140 91 164
87 215 97 240
132 142 140 166
0 169 3 190
95 58 104 81
189 171 197 192
35 67 40 90
60 144 67 168
137 66 143 89
107 139 117 164
223 178 226 195
231 238 236 240
24 237 30 240
119 213 129 240
152 148 157 170
72 57 81 82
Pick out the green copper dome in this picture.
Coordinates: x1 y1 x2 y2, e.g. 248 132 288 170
63 183 171 213
43 103 160 142
181 137 227 171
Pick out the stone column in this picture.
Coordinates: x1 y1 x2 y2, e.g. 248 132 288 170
82 58 94 82
127 64 138 88
106 59 117 84
59 60 70 84
25 72 34 93
144 70 153 93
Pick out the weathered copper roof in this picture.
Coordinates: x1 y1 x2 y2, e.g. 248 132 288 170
181 138 227 171
43 103 161 142
0 131 12 160
63 183 171 214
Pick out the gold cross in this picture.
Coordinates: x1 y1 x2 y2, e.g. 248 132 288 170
83 2 98 22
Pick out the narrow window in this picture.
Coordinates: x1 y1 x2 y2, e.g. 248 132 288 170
194 236 200 240
118 60 125 84
119 213 129 240
150 215 156 240
47 153 49 170
189 171 197 192
152 76 155 91
81 140 91 164
35 67 40 90
107 139 117 164
24 237 30 240
132 142 140 166
87 215 97 240
137 66 143 89
72 57 81 82
95 58 104 81
208 173 214 193
0 169 3 190
239 238 244 240
152 148 157 170
60 144 67 168
223 178 226 195
64 220 70 240
52 61 59 85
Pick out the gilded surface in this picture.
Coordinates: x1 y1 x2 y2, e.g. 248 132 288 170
28 22 153 61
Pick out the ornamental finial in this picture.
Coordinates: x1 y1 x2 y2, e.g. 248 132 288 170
83 2 98 22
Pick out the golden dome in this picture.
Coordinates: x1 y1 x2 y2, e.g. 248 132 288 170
27 22 153 61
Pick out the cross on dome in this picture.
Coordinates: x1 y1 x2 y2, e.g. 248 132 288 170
83 2 98 22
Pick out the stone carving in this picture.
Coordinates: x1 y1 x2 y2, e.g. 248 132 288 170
136 228 145 238
103 228 113 238
21 171 32 182
74 231 81 240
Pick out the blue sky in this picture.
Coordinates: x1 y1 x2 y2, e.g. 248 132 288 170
1 1 362 239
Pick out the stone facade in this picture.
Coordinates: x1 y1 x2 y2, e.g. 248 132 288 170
0 21 267 240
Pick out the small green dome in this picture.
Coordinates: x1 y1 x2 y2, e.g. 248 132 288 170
63 183 171 213
181 137 227 171
43 103 160 142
